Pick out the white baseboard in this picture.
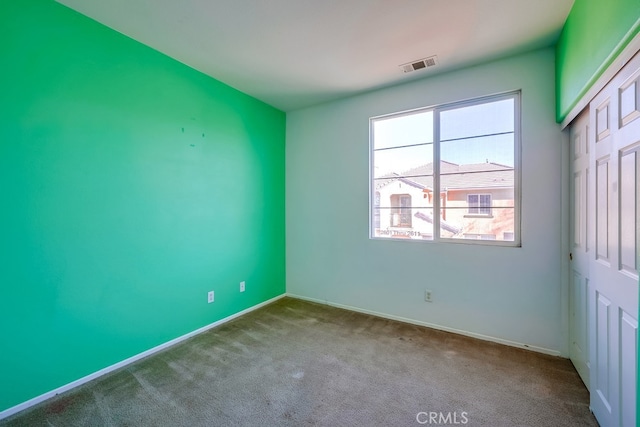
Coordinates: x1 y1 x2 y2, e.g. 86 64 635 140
287 293 562 357
0 293 286 420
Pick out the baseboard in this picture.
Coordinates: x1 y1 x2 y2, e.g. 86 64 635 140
0 293 286 420
287 293 562 357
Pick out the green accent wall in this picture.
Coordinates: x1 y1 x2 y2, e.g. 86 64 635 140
0 0 285 413
555 0 640 123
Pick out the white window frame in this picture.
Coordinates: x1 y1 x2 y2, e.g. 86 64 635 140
369 91 521 247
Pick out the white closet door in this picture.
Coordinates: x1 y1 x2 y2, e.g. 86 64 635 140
569 109 591 389
588 51 639 427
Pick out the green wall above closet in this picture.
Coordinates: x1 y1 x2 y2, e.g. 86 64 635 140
556 0 640 123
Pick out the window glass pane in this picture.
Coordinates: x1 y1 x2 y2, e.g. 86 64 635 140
373 144 434 178
448 187 514 208
440 169 514 196
370 92 519 245
374 177 431 208
441 133 514 167
440 98 514 141
439 207 515 241
374 190 436 240
373 206 435 240
373 110 433 149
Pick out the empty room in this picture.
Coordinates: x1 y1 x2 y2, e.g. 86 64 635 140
1 0 638 426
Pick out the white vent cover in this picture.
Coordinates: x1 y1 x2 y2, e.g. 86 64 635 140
400 56 438 73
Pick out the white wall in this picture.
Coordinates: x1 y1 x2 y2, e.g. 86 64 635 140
286 47 568 355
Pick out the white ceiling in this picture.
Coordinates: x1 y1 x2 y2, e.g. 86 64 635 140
56 0 574 111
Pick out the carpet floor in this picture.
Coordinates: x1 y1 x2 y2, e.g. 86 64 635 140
1 297 597 426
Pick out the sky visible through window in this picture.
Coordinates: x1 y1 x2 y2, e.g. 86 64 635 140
373 98 514 176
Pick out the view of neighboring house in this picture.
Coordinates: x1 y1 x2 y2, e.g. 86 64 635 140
374 161 515 241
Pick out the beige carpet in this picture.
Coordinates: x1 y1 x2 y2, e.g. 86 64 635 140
1 297 597 426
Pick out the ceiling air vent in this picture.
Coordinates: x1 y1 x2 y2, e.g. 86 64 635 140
400 56 438 73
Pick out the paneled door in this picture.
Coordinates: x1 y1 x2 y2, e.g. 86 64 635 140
569 109 591 389
588 51 639 427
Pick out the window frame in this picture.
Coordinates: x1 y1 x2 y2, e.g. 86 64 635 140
369 90 521 247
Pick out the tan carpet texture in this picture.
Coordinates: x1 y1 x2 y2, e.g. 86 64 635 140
1 297 597 426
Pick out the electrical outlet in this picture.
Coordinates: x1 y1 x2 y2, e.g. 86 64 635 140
208 291 214 303
240 281 245 292
425 290 433 302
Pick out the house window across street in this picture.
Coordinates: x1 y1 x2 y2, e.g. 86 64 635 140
467 194 492 215
370 92 520 245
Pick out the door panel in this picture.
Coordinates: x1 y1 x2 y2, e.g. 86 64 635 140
596 102 611 141
596 157 610 263
619 75 640 127
619 147 638 276
620 309 637 427
595 291 613 413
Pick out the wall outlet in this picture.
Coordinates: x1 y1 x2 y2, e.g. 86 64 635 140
425 290 433 302
207 291 214 303
240 281 245 292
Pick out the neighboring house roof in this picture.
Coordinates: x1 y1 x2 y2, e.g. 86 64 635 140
375 161 513 191
414 211 462 234
374 173 423 191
